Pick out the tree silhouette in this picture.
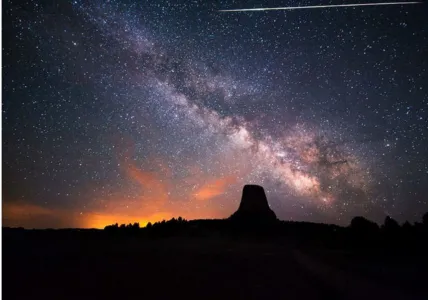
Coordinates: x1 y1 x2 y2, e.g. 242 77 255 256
423 212 428 226
350 216 379 232
383 216 400 233
402 221 412 231
104 223 119 231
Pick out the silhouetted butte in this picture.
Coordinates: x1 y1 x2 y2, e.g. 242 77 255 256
229 185 277 224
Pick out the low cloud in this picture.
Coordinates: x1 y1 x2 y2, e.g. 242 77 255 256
194 175 237 201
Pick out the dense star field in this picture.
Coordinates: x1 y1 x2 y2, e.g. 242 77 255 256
2 0 428 228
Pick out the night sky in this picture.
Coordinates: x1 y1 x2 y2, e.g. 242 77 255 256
3 0 428 228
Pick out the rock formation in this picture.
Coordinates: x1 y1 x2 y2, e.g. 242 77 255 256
229 185 277 223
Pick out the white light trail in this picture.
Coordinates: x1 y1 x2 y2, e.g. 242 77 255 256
218 2 422 12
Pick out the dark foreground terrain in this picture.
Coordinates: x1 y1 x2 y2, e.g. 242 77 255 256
4 234 338 299
3 220 428 300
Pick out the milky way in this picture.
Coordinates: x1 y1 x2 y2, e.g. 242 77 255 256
3 0 428 228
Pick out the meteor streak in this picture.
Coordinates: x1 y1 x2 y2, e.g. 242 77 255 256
218 2 421 12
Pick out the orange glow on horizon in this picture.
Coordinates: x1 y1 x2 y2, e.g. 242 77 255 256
3 147 243 229
2 201 185 229
83 211 174 229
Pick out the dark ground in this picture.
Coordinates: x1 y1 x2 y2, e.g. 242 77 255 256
3 227 427 300
3 233 341 300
